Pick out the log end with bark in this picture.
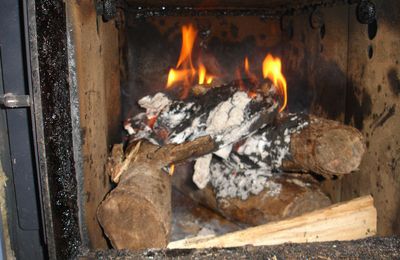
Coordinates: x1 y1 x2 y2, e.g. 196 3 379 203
97 137 217 249
98 162 171 249
286 116 366 176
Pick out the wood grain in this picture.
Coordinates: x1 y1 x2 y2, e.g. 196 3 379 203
168 195 377 249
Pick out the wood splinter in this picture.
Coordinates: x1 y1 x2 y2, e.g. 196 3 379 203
168 195 377 249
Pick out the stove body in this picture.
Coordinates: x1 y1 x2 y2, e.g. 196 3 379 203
0 0 399 259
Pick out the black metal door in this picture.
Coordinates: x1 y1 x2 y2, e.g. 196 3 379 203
0 0 46 259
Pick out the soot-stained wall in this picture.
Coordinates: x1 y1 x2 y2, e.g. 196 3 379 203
341 1 400 236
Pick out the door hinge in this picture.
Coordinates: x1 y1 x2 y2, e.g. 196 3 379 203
0 93 31 108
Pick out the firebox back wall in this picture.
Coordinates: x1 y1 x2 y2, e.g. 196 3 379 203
68 0 400 250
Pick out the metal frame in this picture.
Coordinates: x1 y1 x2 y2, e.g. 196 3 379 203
26 0 82 259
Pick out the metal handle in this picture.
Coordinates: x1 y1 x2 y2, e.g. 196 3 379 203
0 93 30 108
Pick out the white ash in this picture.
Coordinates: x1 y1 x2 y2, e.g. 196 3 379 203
124 113 157 144
212 103 276 146
193 145 233 189
287 178 311 188
193 154 213 189
204 113 310 200
169 91 260 145
157 101 199 130
196 226 216 238
138 92 171 118
209 158 280 200
206 92 251 134
235 113 310 170
126 87 276 149
213 144 232 160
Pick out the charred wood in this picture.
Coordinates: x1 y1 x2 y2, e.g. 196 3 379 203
173 170 331 227
125 82 279 149
228 113 366 177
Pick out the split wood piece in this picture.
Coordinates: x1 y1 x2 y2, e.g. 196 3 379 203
284 115 366 176
167 195 377 249
173 170 332 226
98 136 217 249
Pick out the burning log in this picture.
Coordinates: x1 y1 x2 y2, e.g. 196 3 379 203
222 113 366 178
167 195 377 249
173 170 331 226
124 83 279 148
97 136 217 250
98 80 281 250
187 113 364 209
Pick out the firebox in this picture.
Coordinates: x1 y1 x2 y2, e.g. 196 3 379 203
0 0 399 259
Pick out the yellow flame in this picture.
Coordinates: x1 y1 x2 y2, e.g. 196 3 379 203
198 63 206 85
166 24 214 98
262 54 287 112
169 164 175 176
176 25 197 69
166 69 191 88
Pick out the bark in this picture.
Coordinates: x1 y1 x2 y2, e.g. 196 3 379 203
283 115 366 176
97 136 217 249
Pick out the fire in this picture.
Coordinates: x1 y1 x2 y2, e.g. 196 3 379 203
168 164 175 176
166 24 214 98
165 25 287 110
147 115 158 129
176 25 197 69
244 57 258 85
198 63 213 85
244 57 250 72
262 54 287 112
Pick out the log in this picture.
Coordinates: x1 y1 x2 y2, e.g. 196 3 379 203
173 169 332 226
167 195 377 249
285 115 366 176
125 84 279 148
230 113 366 177
98 136 217 249
98 162 171 249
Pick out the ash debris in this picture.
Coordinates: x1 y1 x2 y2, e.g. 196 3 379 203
124 83 312 200
205 113 310 200
124 84 277 148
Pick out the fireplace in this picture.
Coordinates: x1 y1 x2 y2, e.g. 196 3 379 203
0 0 399 259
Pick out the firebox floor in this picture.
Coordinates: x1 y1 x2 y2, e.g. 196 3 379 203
86 236 400 259
170 188 240 241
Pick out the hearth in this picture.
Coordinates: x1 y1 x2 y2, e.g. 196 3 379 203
0 0 399 259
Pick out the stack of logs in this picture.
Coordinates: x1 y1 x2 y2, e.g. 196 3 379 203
97 83 367 250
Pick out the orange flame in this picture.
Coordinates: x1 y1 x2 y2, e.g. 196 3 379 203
176 25 197 69
198 63 214 85
147 115 158 129
166 24 214 98
244 57 250 72
169 164 175 176
244 57 258 85
262 54 287 112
